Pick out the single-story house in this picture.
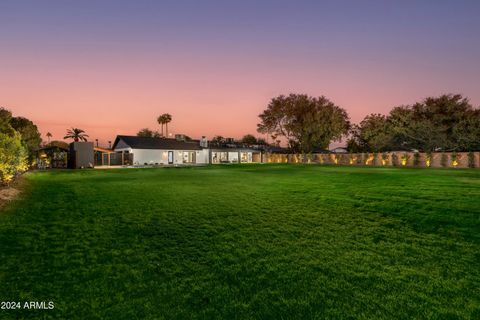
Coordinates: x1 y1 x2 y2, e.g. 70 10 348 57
112 135 210 165
208 147 263 163
111 135 263 165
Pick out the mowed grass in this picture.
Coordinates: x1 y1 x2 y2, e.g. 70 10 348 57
0 165 479 319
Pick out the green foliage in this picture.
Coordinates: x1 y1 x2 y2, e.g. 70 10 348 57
1 166 479 318
441 153 448 167
381 153 389 165
389 94 479 152
157 113 173 137
137 128 161 138
0 107 16 136
64 128 89 142
468 152 475 168
425 152 432 167
257 94 350 153
9 116 42 153
413 152 420 166
0 132 28 184
241 134 257 145
351 94 480 152
451 151 459 167
348 114 391 152
372 152 379 166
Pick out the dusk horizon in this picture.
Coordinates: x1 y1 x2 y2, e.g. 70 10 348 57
2 0 480 145
2 2 480 319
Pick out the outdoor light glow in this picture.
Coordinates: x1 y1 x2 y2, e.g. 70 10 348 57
365 155 374 165
452 160 458 167
401 159 407 166
426 159 431 167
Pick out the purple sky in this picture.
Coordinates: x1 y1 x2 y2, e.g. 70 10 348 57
1 0 479 146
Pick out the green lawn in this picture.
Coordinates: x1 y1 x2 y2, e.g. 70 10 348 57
1 165 479 319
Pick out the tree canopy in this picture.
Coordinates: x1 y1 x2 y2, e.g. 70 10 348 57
348 94 480 152
137 128 161 138
257 94 350 153
241 134 257 145
10 116 42 152
64 128 89 142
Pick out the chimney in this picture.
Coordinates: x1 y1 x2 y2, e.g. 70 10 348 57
200 136 208 148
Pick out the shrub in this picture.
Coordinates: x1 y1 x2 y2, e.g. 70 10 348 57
357 153 364 165
451 152 459 167
392 153 399 166
468 152 475 168
401 153 410 166
441 153 448 167
372 153 379 166
381 153 389 166
0 132 28 184
425 152 432 167
413 153 420 166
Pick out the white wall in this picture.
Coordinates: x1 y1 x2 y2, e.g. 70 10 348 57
195 150 209 164
132 149 165 165
127 149 209 165
228 152 239 162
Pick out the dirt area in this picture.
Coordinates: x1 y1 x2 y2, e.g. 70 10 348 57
0 176 24 209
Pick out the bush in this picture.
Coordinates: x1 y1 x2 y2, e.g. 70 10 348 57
451 152 458 167
425 152 432 167
372 153 379 166
441 153 448 167
392 153 399 166
0 132 28 184
468 152 475 168
413 153 420 166
381 153 389 166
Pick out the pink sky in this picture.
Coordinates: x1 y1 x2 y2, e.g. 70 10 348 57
1 1 479 147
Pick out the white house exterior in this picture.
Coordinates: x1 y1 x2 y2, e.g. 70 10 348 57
111 135 262 166
112 136 209 165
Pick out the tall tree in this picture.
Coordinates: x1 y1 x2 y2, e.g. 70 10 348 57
257 94 350 154
211 136 225 146
388 94 478 151
0 108 15 136
163 113 172 137
10 116 42 152
137 128 154 137
241 134 257 145
46 132 52 144
348 114 391 152
157 115 165 137
137 128 161 138
64 128 89 142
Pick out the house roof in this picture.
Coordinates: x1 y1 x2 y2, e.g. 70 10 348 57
113 135 203 150
94 146 114 153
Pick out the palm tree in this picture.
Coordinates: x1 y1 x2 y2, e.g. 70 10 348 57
163 113 172 137
64 128 89 142
157 113 173 137
157 115 165 137
46 132 52 144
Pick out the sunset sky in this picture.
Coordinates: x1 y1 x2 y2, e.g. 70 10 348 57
1 0 479 146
